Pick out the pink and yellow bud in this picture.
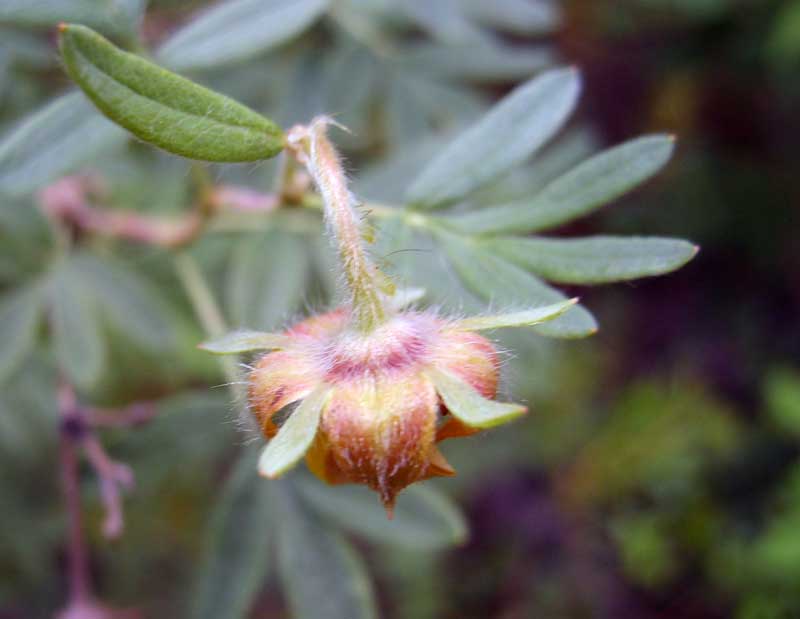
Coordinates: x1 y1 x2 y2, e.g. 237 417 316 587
248 310 506 512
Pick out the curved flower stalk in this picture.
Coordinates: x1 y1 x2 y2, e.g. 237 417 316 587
203 117 577 514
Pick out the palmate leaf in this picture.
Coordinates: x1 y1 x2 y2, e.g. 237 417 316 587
157 0 330 72
461 0 560 35
295 477 467 550
59 24 284 162
271 482 378 619
199 330 289 355
406 68 580 207
439 232 598 338
446 135 676 235
192 448 272 619
454 299 577 331
0 284 43 383
0 92 126 197
485 236 699 284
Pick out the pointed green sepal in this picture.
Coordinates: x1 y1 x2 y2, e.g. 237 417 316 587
258 386 331 479
199 330 291 355
428 369 526 429
453 298 577 331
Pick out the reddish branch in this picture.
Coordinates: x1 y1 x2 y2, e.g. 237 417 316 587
57 381 155 619
38 175 279 248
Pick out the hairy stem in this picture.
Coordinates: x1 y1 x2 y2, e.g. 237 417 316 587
289 118 387 333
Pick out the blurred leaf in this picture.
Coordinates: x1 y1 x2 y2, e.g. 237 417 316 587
398 0 487 44
73 253 175 350
0 284 43 383
766 368 800 437
60 24 284 162
611 512 678 588
440 232 597 338
406 68 580 207
461 0 559 35
398 42 552 83
272 482 378 619
295 477 467 550
0 92 126 198
485 235 698 284
192 448 272 619
767 1 800 65
429 368 526 428
157 0 330 72
454 299 577 331
226 230 309 329
48 260 105 389
446 135 675 235
0 0 144 38
199 330 289 355
258 387 330 478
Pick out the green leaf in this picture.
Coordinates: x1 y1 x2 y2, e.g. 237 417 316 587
295 477 467 550
440 233 597 338
48 261 105 389
0 284 42 382
429 368 526 428
258 387 330 479
461 0 559 34
272 482 378 619
766 368 800 437
406 68 580 207
73 253 175 349
454 299 577 331
0 0 144 38
192 448 272 619
226 231 309 330
398 42 552 82
157 0 330 72
0 92 126 197
485 236 698 284
447 135 676 235
199 330 290 355
59 24 284 162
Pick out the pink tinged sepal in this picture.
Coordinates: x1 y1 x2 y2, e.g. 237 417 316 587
428 368 527 429
249 349 322 438
258 386 331 479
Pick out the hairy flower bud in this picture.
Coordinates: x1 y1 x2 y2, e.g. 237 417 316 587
248 309 505 512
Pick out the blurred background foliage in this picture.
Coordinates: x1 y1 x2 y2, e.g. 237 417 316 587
0 0 799 618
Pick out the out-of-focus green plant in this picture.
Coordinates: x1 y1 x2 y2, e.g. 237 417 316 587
0 2 702 618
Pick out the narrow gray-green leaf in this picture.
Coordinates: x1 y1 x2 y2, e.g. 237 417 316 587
258 387 330 479
200 330 290 355
60 24 284 162
398 42 552 82
73 253 174 349
461 0 559 34
406 68 580 207
272 482 378 619
429 368 526 428
485 236 699 284
192 448 272 619
440 233 597 338
0 92 126 197
0 285 42 382
454 299 577 331
158 0 329 71
448 135 676 235
48 261 105 389
295 477 467 550
0 0 144 38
